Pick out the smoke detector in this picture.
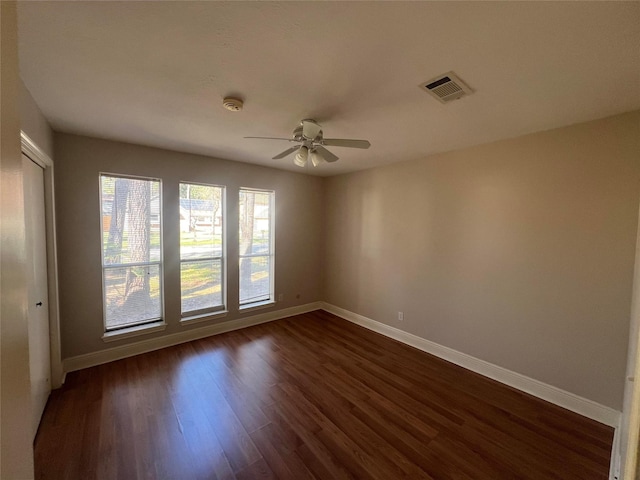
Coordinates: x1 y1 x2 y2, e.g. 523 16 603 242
420 72 473 104
222 97 243 111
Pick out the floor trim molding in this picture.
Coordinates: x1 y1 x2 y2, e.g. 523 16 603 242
63 302 323 374
321 302 621 428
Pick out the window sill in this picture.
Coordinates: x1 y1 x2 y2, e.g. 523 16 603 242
181 310 228 326
102 321 167 343
238 300 276 313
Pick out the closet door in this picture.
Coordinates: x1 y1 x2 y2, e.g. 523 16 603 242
23 153 51 439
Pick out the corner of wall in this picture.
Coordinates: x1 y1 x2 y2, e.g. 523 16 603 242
1 1 36 477
19 78 54 160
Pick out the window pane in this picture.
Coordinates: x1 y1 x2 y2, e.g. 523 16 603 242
104 265 161 329
239 189 273 306
239 255 271 304
101 175 163 331
179 183 225 317
239 190 271 256
179 184 223 260
101 176 161 265
181 260 222 314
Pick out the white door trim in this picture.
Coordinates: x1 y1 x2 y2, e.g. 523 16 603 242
20 131 63 388
618 202 640 480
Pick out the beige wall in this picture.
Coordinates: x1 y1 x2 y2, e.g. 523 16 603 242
54 133 324 359
47 109 640 411
323 111 640 410
20 80 53 159
0 1 35 478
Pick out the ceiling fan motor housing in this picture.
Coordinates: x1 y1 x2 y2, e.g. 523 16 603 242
293 126 322 143
300 119 323 141
293 125 304 141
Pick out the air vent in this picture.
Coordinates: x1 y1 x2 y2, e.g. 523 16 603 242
420 71 473 104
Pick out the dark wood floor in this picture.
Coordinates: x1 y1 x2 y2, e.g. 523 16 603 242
35 310 613 479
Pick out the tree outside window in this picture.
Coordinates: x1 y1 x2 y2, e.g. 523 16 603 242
239 189 274 306
100 175 162 330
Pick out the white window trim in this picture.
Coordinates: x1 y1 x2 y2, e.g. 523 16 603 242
102 320 167 343
181 310 228 326
238 300 276 313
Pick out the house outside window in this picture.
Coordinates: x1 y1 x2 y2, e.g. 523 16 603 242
180 182 225 316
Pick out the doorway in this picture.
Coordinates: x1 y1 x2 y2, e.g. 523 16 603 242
22 153 51 438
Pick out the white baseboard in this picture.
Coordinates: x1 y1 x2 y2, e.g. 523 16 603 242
321 302 621 428
62 300 621 429
63 302 323 374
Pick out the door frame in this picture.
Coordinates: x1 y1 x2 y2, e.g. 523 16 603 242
21 131 63 388
617 203 640 480
623 351 640 478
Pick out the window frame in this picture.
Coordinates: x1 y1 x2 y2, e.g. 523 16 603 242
99 172 164 334
179 181 227 320
238 187 275 309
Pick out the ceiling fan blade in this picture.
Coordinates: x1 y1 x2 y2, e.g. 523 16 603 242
315 146 339 163
322 138 371 149
301 120 322 140
244 136 293 141
272 146 300 160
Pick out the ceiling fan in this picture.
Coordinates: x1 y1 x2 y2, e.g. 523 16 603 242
245 119 371 167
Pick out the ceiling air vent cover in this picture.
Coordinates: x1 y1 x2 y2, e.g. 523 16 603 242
420 71 473 104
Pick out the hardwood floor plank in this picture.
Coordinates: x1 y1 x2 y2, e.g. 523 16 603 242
277 381 413 480
271 348 433 479
264 401 357 480
234 458 276 480
35 311 613 479
250 423 315 480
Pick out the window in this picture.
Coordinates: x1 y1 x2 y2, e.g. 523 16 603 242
179 183 225 317
239 188 274 307
100 174 162 331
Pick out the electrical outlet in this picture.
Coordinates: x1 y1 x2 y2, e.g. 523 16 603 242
278 293 284 302
398 311 404 321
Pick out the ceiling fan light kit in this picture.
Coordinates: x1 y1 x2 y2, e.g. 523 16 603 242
310 150 324 167
294 146 308 167
245 119 371 168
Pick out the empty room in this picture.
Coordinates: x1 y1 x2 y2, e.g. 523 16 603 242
2 1 640 479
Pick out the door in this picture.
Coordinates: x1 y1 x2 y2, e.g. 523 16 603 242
22 153 51 439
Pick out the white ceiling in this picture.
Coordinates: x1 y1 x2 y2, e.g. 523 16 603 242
17 1 640 176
